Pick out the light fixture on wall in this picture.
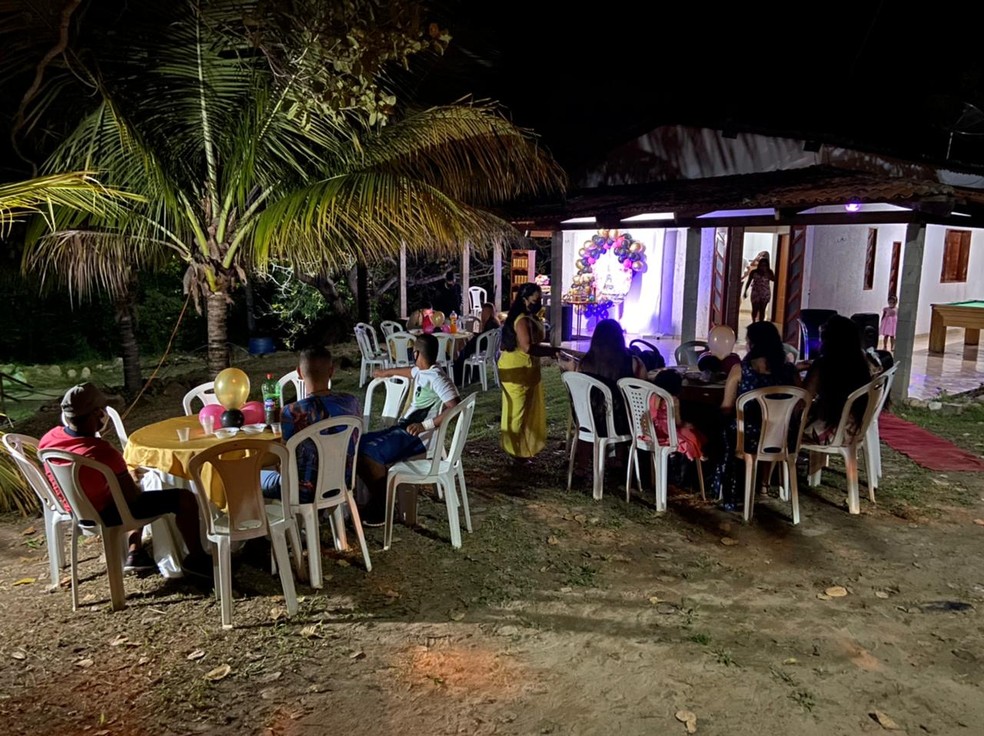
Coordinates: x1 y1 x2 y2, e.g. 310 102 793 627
844 199 862 213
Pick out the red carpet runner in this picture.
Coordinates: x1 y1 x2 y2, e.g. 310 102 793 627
878 412 984 472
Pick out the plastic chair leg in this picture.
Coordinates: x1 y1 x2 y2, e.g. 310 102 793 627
270 528 298 616
844 449 861 515
217 537 234 628
862 440 878 503
456 468 472 533
786 459 800 525
303 509 323 589
383 476 398 551
807 451 824 486
102 528 127 611
742 456 757 523
331 506 349 551
70 525 80 611
44 508 63 591
442 477 462 549
624 442 635 502
285 518 304 581
694 456 707 502
592 442 605 500
480 364 488 392
345 492 372 572
652 451 666 512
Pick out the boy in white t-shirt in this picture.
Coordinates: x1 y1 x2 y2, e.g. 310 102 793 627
357 333 460 525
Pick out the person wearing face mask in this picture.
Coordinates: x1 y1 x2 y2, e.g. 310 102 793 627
497 283 556 460
39 383 210 577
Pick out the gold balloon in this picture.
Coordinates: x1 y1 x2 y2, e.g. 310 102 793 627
431 310 445 327
629 241 644 253
214 367 251 410
598 229 610 239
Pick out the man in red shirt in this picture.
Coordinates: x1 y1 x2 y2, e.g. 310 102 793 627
40 383 209 576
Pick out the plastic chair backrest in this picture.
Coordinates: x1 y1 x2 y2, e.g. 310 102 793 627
872 362 899 418
433 333 453 362
735 386 810 460
617 378 676 449
284 416 362 506
278 370 307 405
363 376 411 427
182 382 219 416
380 320 403 339
188 439 288 537
468 286 487 313
782 343 799 363
471 329 497 363
418 394 476 477
675 340 708 367
556 351 581 373
562 371 620 439
355 322 382 355
460 315 481 333
101 406 129 449
39 448 135 530
830 372 891 447
387 332 417 364
3 433 68 514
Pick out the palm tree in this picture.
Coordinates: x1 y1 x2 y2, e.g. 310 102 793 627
25 2 564 374
0 171 131 229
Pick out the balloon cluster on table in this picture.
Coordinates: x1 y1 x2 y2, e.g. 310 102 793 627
699 325 740 373
198 367 257 429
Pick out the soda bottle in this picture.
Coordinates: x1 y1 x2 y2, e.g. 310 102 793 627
261 373 281 425
449 311 458 334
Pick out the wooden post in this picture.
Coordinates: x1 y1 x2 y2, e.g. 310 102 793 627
493 239 503 310
891 222 926 403
399 240 407 318
681 227 702 341
550 231 563 347
461 242 471 315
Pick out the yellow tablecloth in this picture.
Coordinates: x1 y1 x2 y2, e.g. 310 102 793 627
124 416 280 508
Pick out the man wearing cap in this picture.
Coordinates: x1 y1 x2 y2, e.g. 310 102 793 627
39 383 210 576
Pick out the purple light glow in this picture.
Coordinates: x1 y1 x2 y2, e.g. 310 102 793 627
845 200 861 213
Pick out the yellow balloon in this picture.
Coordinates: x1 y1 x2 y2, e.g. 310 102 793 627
431 310 446 327
214 367 251 409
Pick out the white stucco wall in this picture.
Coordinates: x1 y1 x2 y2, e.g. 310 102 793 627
695 228 715 338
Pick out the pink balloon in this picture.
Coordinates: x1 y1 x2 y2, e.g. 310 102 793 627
240 400 265 425
198 404 225 425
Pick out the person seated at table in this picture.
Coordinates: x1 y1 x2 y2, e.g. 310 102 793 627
260 346 360 503
452 302 501 386
577 318 647 436
711 322 800 510
356 334 459 526
39 383 210 576
649 369 706 463
802 315 872 445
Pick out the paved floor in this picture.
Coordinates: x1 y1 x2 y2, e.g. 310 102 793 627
559 327 984 401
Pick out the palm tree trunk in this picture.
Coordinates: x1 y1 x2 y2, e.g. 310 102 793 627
116 290 143 397
356 263 369 322
206 292 229 374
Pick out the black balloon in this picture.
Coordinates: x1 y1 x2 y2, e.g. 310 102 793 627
220 409 245 428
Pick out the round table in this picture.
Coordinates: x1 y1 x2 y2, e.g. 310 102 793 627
124 415 280 508
407 329 473 358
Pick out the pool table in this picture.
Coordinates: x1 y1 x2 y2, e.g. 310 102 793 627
928 300 984 355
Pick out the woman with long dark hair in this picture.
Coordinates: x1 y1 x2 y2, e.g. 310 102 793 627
804 315 872 443
498 283 553 458
577 318 647 435
712 321 799 508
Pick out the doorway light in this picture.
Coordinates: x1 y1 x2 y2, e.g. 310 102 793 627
560 216 596 224
621 212 675 222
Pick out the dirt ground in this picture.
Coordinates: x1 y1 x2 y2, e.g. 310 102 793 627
1 352 983 736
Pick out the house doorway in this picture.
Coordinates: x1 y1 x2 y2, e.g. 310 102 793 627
736 227 788 341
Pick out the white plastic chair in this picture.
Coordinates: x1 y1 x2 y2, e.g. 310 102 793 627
355 324 388 387
802 372 890 515
468 286 487 317
363 375 411 430
103 406 129 449
562 372 632 501
380 320 403 340
278 370 308 406
782 343 800 364
735 386 810 524
462 328 501 391
863 362 899 495
432 332 456 383
386 331 417 368
39 448 170 611
281 417 371 587
383 394 476 550
460 315 481 334
674 340 708 367
618 378 706 511
187 439 300 629
182 381 220 416
3 434 83 590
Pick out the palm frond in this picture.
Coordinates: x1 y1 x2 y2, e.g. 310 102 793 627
251 171 524 272
0 172 138 230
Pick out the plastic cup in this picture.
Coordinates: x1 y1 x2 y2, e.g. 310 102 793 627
271 422 282 436
200 415 215 435
176 427 191 442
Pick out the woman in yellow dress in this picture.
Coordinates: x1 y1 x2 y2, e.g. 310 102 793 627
498 283 556 459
